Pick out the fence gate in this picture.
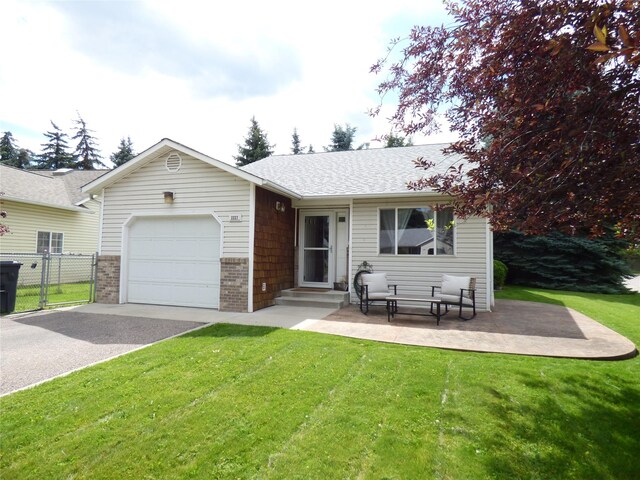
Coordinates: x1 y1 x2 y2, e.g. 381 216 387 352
0 252 97 314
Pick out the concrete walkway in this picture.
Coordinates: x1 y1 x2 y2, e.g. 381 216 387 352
76 300 637 360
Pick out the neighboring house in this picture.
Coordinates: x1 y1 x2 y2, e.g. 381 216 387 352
82 138 494 312
0 165 106 255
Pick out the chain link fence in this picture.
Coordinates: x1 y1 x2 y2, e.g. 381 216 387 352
0 253 97 313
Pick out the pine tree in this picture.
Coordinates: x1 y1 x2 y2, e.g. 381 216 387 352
16 149 34 169
307 144 315 154
72 113 104 170
37 121 74 170
0 131 20 168
384 133 413 147
494 230 633 294
110 137 135 167
291 128 303 154
325 123 357 151
234 117 274 166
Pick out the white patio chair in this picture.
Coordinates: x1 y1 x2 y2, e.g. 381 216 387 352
431 274 477 320
359 272 397 314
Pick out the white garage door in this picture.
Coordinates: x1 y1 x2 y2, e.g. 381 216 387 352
127 216 221 308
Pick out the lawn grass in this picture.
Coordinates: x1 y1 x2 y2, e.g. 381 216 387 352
1 287 639 479
13 282 92 312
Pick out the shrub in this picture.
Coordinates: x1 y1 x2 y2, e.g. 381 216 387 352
493 259 508 289
494 231 632 294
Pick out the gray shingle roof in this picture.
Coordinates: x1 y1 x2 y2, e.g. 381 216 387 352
0 166 108 207
241 144 465 197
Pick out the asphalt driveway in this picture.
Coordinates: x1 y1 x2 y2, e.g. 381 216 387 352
0 310 205 396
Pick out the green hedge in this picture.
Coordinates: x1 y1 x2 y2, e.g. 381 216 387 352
494 231 632 294
493 259 508 289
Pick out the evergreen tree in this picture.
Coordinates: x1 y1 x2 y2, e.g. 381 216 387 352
37 121 74 170
72 113 104 170
307 145 315 154
234 117 274 166
325 123 357 151
291 128 303 154
494 230 633 294
16 149 34 169
385 133 413 148
110 136 135 167
0 131 20 167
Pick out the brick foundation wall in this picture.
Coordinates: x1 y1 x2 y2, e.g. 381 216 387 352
95 255 121 304
253 187 295 310
219 257 249 312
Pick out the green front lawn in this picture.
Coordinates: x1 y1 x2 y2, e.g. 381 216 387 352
13 282 93 313
1 287 639 479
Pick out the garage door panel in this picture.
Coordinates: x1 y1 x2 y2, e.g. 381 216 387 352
127 216 221 308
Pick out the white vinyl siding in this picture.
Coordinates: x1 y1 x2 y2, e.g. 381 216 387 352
0 199 100 255
351 197 490 311
100 153 251 256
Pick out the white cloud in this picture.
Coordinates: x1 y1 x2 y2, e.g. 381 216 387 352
0 0 455 167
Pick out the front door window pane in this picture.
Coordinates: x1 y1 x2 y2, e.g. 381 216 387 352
303 250 328 283
304 216 329 248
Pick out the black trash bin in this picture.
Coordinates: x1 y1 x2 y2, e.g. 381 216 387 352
0 261 22 314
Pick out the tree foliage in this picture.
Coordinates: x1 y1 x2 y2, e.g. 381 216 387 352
325 123 357 151
384 132 413 148
372 0 640 240
0 132 19 167
37 121 74 170
234 117 274 166
110 136 135 167
72 113 104 170
291 128 303 154
494 230 632 294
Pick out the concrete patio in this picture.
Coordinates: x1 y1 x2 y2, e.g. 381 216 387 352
293 299 638 360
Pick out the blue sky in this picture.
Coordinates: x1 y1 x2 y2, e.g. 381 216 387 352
0 0 455 166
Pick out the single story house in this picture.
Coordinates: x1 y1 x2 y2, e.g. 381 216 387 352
0 165 105 255
82 138 494 312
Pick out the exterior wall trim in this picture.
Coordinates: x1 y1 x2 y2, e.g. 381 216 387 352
248 184 256 313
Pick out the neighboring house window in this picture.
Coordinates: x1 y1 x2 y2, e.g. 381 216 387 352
37 231 64 254
379 207 455 255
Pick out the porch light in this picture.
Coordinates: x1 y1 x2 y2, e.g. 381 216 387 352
163 191 175 204
275 201 286 213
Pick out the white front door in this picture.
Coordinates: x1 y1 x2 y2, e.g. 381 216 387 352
299 211 334 288
299 210 349 288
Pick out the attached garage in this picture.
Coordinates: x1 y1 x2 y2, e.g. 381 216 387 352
125 215 221 308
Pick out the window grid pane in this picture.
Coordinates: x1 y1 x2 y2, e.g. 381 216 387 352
397 208 433 255
36 231 50 254
51 232 64 254
379 209 396 254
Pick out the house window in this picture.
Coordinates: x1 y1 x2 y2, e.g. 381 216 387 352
379 207 455 255
37 231 64 254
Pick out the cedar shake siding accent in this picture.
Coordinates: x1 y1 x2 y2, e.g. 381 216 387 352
219 257 249 312
96 255 121 304
253 187 295 310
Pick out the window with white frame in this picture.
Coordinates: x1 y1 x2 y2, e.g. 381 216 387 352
379 207 455 255
37 231 64 254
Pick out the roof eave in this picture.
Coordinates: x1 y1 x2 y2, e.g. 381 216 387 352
297 190 452 201
2 195 94 213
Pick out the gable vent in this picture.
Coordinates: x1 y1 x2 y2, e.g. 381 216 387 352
165 152 182 172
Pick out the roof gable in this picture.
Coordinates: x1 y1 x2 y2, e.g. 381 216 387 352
82 138 299 198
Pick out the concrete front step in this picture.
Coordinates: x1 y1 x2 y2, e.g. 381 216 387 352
275 289 350 309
